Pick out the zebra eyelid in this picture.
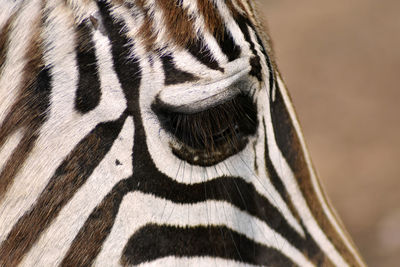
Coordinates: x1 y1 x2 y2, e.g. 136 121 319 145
156 61 256 114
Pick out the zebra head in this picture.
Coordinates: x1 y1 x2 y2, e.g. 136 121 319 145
0 0 365 266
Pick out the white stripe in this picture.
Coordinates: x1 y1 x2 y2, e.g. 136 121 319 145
0 0 23 28
183 0 229 64
66 0 98 24
277 76 365 266
214 0 253 58
95 192 314 267
20 118 134 266
171 49 224 77
0 129 23 173
0 0 42 126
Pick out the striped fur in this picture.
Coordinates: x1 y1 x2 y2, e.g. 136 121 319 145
0 0 365 266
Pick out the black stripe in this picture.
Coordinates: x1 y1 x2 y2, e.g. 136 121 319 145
263 119 297 219
269 86 300 178
187 37 224 72
33 66 52 120
234 15 264 82
62 178 131 266
161 53 198 85
0 17 12 71
75 22 101 113
218 26 241 61
0 66 51 204
97 0 140 115
252 28 275 95
121 224 295 266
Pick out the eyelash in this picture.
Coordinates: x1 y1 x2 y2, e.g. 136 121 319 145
154 94 258 153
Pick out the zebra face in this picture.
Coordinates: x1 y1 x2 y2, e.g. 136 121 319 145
0 0 365 266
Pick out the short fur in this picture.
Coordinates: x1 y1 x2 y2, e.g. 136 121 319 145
0 0 365 266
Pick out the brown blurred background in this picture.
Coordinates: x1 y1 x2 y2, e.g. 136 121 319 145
258 1 400 266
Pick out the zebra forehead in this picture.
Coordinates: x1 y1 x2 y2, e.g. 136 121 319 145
64 0 262 52
133 0 248 44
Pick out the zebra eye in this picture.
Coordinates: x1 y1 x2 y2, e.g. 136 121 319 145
153 94 258 166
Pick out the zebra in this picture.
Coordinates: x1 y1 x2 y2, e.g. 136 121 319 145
0 0 365 266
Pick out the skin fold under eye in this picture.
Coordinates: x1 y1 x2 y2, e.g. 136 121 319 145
152 94 258 166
